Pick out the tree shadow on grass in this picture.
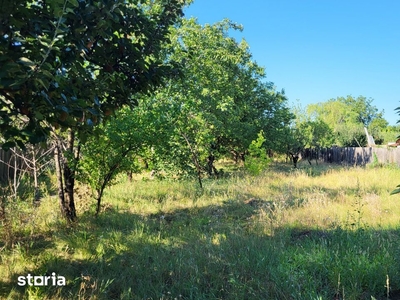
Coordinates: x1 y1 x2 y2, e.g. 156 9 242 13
0 233 55 297
2 199 400 299
1 199 275 299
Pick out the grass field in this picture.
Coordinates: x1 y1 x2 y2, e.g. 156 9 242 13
1 161 400 299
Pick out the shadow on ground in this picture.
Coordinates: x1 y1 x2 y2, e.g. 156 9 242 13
1 194 400 299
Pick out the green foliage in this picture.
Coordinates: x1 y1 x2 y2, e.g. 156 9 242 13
141 18 292 178
368 116 389 144
0 0 188 148
279 103 333 167
245 130 270 175
307 96 387 147
0 0 189 220
391 184 400 195
391 104 400 195
299 119 333 149
77 106 154 213
378 125 400 145
336 123 366 147
277 106 334 168
248 131 267 157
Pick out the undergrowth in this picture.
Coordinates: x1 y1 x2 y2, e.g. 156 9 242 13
1 161 400 299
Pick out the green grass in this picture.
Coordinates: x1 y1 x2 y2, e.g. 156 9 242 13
1 161 400 299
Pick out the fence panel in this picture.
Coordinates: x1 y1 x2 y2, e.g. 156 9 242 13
302 147 400 166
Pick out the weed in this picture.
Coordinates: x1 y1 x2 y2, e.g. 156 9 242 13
1 163 400 299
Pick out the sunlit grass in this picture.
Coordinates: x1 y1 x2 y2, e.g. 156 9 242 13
1 161 400 299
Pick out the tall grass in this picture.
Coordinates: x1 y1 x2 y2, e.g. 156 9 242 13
1 161 400 299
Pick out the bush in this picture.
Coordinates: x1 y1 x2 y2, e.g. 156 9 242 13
245 131 270 175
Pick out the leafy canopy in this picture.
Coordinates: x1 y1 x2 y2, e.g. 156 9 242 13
0 0 188 149
307 96 386 147
144 18 292 175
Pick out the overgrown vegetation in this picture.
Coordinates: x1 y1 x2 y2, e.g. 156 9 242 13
1 162 400 299
1 1 399 299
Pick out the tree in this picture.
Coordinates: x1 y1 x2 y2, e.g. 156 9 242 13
71 16 293 198
380 125 400 145
245 130 270 175
368 117 389 145
0 0 189 221
77 106 157 215
391 104 400 195
143 18 292 184
296 119 333 165
307 96 386 147
280 103 332 167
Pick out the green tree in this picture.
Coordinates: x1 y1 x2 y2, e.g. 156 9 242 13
368 117 389 145
0 0 188 221
281 126 305 168
391 105 400 195
292 103 333 148
0 0 187 147
77 107 154 215
245 130 270 175
281 103 332 167
380 125 400 145
74 17 293 195
307 96 386 147
146 18 292 184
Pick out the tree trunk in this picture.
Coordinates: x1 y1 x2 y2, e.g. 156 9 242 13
240 152 246 163
206 154 214 176
54 142 66 217
95 147 131 216
127 171 133 182
95 166 119 216
207 154 219 178
54 130 77 222
181 132 203 189
64 130 77 221
63 161 76 221
290 153 299 168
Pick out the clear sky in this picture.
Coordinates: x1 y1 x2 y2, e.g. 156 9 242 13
184 0 400 125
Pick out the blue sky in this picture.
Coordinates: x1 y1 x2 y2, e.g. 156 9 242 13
184 0 400 125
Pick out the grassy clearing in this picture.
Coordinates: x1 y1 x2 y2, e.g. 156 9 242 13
1 161 400 299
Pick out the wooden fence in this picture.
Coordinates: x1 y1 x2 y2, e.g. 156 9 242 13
301 147 400 166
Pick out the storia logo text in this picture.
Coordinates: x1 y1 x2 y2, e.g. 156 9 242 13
17 273 66 286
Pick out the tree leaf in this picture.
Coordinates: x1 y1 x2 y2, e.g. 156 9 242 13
18 57 36 69
390 185 400 195
1 141 16 151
